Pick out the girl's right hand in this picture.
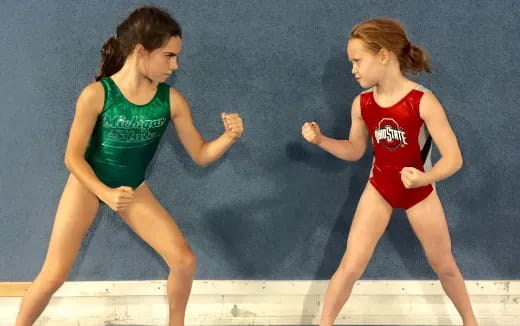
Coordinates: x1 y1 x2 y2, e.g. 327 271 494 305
301 121 322 145
100 186 135 212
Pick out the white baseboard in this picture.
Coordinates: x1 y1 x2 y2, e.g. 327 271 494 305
1 280 519 325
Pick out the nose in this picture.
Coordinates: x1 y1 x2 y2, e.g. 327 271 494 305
170 58 179 71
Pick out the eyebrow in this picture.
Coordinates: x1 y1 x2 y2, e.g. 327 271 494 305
164 52 178 56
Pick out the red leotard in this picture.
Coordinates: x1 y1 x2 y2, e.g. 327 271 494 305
360 85 434 209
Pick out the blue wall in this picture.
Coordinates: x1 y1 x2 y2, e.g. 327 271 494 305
1 0 518 281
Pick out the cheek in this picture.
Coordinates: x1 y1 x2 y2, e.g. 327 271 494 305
358 64 370 77
148 55 167 69
363 63 379 78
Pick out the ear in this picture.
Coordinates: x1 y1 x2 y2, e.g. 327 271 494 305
132 43 146 57
378 48 390 64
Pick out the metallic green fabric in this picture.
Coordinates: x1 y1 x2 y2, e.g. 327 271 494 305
85 77 170 189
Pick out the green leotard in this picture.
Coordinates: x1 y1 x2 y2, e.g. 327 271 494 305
85 77 171 189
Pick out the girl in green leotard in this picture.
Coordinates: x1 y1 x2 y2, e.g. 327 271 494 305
15 6 244 326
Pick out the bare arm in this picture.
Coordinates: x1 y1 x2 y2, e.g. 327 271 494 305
64 82 112 198
419 92 463 184
302 95 369 161
170 88 243 166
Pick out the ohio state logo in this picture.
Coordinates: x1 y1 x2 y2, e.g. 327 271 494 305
374 118 407 149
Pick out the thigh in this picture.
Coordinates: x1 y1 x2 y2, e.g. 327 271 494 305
117 183 192 266
340 182 393 267
406 190 452 260
41 174 100 277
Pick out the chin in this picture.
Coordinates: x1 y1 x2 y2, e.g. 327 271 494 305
151 75 169 83
359 81 376 89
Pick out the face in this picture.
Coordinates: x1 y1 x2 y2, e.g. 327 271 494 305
346 38 386 88
138 36 182 82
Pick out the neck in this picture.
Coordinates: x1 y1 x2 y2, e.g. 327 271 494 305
374 63 414 96
111 55 156 90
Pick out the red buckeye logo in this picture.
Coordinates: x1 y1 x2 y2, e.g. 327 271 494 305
374 118 407 149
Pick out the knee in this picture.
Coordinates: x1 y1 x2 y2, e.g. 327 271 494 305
35 270 68 294
336 262 365 283
168 246 197 274
428 253 458 279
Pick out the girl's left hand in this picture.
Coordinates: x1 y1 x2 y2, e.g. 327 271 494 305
222 112 244 140
400 167 430 189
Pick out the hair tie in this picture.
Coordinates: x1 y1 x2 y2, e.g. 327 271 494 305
404 40 412 53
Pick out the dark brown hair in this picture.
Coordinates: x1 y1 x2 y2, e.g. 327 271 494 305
95 6 182 81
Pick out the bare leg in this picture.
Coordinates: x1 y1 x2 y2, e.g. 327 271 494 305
118 183 196 326
15 174 99 326
406 190 478 326
320 183 393 326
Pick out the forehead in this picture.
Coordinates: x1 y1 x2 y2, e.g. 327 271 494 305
347 38 371 58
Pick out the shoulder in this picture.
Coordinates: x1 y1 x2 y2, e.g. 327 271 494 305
360 87 374 95
353 88 373 116
358 87 374 104
168 87 189 106
352 93 361 108
348 94 363 121
358 87 374 101
417 87 445 120
77 81 105 114
168 87 191 118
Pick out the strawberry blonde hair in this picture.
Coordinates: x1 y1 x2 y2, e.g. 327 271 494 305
350 18 431 75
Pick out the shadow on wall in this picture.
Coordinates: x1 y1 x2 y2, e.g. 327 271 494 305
298 52 368 323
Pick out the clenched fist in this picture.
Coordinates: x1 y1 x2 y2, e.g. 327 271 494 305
301 121 322 145
222 112 244 140
400 167 429 189
100 186 135 212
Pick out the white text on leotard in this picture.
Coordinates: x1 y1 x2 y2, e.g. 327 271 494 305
374 125 408 145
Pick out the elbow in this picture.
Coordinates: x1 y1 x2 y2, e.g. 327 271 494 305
351 152 364 162
64 153 83 172
445 153 463 174
342 141 365 162
192 143 211 167
64 154 72 171
348 148 365 162
340 153 363 162
193 156 210 167
196 160 210 168
455 154 463 171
